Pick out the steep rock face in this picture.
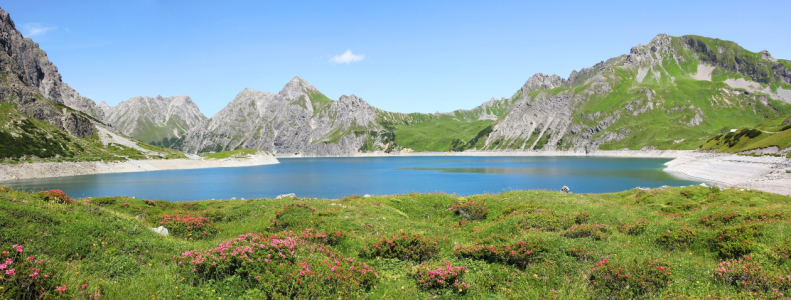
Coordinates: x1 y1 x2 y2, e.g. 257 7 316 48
179 77 383 155
102 95 207 143
0 8 103 119
0 8 95 138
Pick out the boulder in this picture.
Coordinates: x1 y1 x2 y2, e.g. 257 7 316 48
783 116 791 125
151 226 169 236
363 194 371 198
561 186 570 193
276 193 296 199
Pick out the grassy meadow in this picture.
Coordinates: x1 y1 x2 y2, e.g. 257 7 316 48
1 185 791 299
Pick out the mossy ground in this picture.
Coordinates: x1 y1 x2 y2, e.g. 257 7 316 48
1 185 790 299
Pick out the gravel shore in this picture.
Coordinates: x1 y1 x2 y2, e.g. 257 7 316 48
0 154 279 181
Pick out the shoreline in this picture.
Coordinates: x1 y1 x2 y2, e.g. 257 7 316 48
0 154 279 181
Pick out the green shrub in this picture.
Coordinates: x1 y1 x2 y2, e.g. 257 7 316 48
406 261 470 295
566 247 594 261
454 241 549 268
712 225 764 259
0 186 11 193
713 255 791 293
0 244 64 299
698 211 740 227
589 258 673 299
563 224 610 240
574 212 590 224
360 233 440 262
741 211 787 222
656 228 696 250
660 202 700 213
90 197 116 206
269 203 319 230
617 218 648 235
449 199 488 220
518 209 583 231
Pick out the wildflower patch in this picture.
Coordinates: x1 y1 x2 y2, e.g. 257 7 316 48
448 199 488 220
713 255 791 293
0 244 63 299
37 189 73 204
711 224 764 259
616 218 648 235
178 230 378 298
159 214 218 239
563 224 610 240
407 261 470 295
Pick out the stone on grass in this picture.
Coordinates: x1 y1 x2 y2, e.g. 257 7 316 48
151 226 169 236
561 186 570 193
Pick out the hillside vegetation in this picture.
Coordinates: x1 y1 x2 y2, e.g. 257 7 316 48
2 186 791 299
700 114 791 156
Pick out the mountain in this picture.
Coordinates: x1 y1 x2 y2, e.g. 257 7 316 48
0 7 185 162
100 95 207 146
178 77 385 156
166 33 791 156
478 34 791 152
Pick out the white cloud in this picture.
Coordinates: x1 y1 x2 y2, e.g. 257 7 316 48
22 23 58 37
330 50 365 64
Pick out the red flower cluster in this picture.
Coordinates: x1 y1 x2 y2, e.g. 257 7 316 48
38 189 73 204
407 261 470 294
159 214 218 239
454 241 549 268
0 244 62 298
178 230 378 298
616 218 648 235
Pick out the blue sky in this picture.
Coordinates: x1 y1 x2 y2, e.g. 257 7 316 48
3 0 790 117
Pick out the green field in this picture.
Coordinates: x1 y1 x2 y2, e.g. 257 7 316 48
391 115 494 152
2 185 791 299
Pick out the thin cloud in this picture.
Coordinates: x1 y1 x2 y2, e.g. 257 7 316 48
22 23 58 37
330 50 365 64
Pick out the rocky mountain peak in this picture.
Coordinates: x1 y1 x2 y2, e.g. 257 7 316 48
279 76 318 99
759 50 777 62
521 73 566 93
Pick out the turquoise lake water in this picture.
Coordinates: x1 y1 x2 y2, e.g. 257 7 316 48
0 156 704 201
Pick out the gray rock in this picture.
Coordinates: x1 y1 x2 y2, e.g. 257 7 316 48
783 116 791 125
276 193 296 199
363 194 371 198
150 226 169 236
561 186 570 193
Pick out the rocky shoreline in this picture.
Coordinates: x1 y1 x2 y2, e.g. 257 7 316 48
0 153 279 181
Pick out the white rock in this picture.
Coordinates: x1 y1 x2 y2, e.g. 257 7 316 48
363 194 372 198
151 226 169 236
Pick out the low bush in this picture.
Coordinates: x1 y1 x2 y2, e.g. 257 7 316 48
454 241 549 268
565 247 594 261
38 189 73 205
712 225 764 259
698 211 740 227
713 255 791 293
0 186 11 193
144 199 156 206
270 203 318 230
656 228 697 250
588 258 673 299
518 209 586 231
617 218 648 235
563 224 610 240
448 199 488 220
0 244 63 299
660 202 700 213
406 261 470 294
360 233 440 262
741 211 787 223
89 197 116 206
178 231 379 298
159 214 218 239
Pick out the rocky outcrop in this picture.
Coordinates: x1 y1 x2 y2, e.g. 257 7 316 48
783 116 791 125
102 95 207 143
0 7 95 138
0 8 103 119
179 77 385 156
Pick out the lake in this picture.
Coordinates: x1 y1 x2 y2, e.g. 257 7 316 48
0 156 704 201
